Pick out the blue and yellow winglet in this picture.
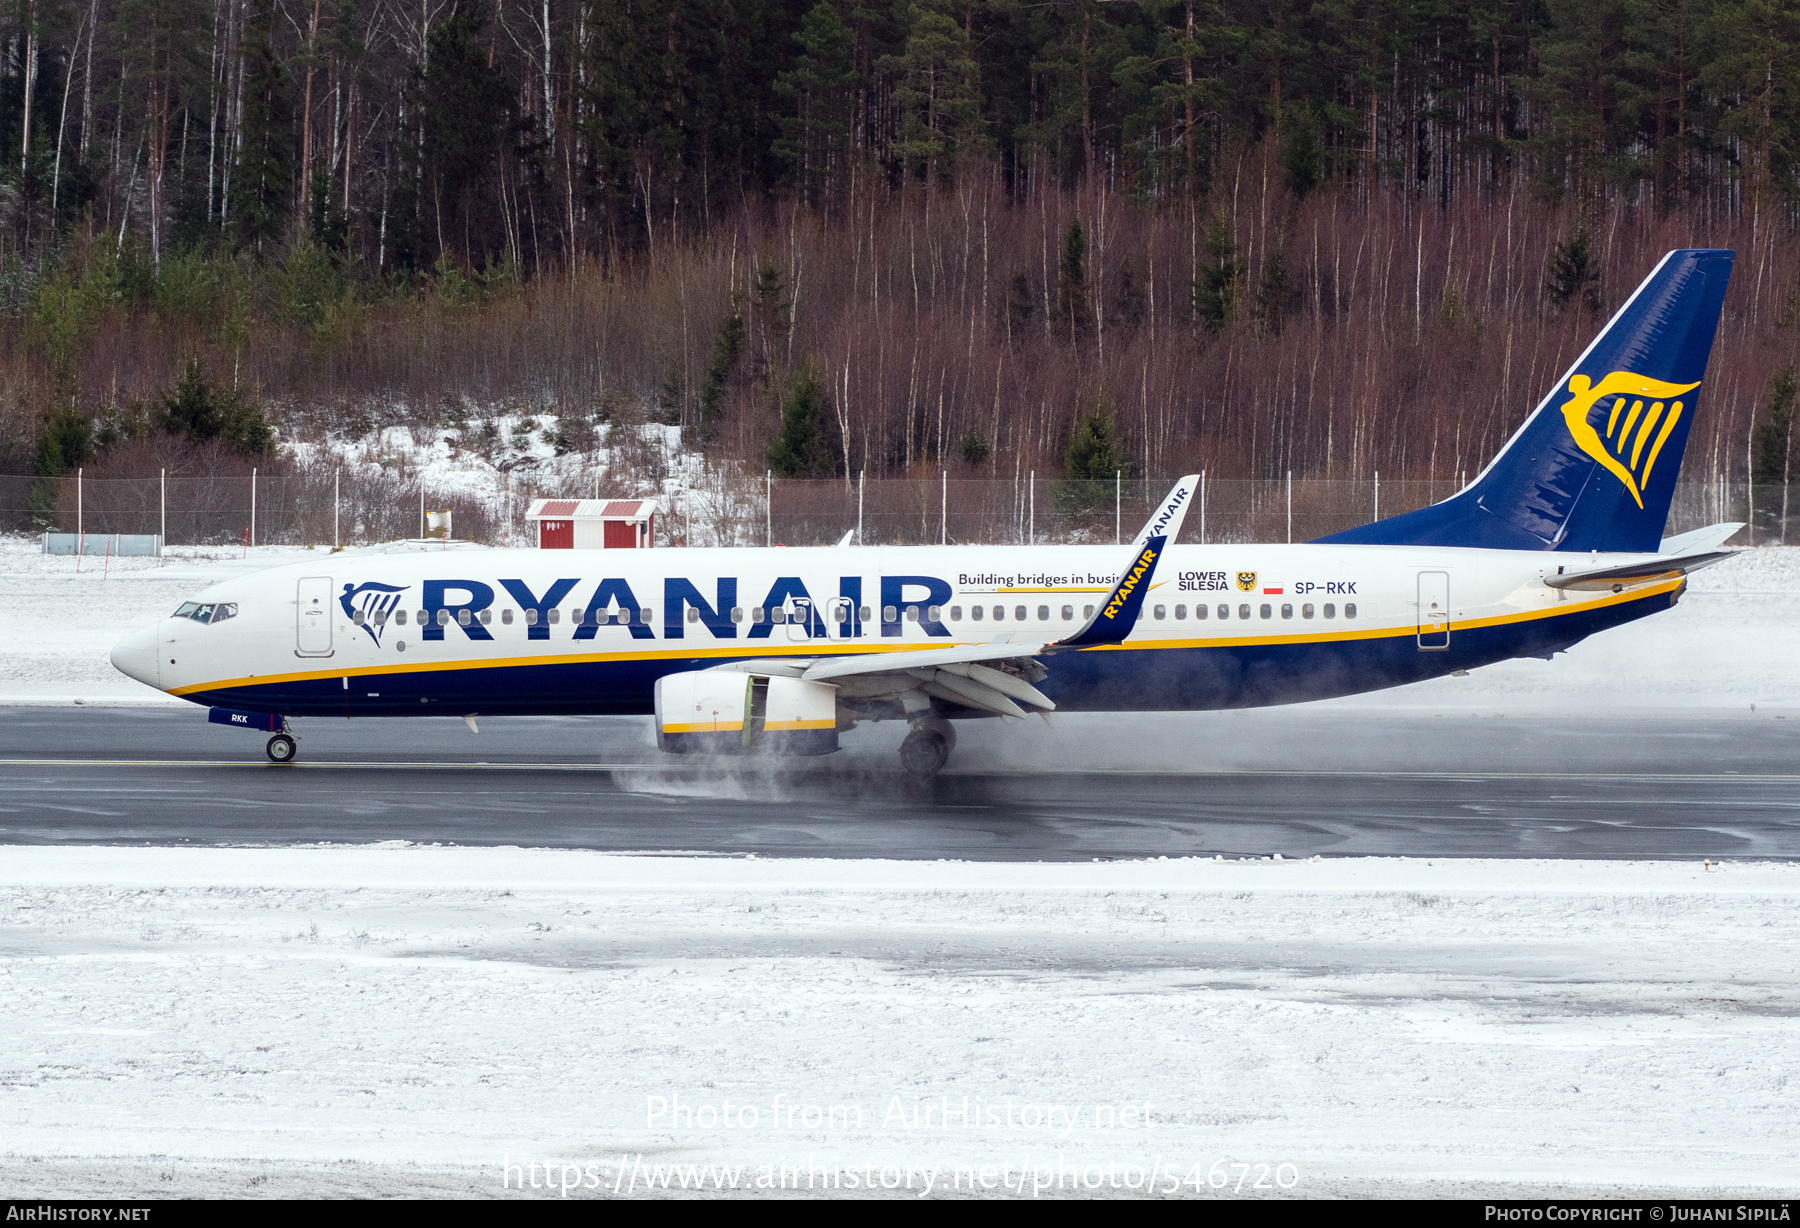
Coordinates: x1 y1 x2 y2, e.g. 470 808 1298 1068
1050 474 1199 651
1053 534 1167 649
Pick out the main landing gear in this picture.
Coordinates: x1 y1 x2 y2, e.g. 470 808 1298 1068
898 717 956 776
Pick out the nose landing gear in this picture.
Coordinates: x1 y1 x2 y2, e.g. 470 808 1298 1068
898 717 956 775
265 723 299 763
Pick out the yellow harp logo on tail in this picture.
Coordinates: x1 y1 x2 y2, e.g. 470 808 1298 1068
1559 371 1701 508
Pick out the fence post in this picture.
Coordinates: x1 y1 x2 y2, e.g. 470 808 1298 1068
159 468 165 557
1028 471 1035 545
76 467 82 540
1199 470 1206 543
419 482 425 539
1286 470 1292 544
1115 469 1121 545
1374 470 1380 522
250 467 257 548
334 468 340 549
856 470 864 544
765 470 772 547
940 470 947 545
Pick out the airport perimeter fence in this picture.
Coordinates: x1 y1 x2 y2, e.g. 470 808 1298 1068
0 468 1786 550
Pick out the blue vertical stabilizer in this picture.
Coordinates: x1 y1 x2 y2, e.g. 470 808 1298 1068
1317 248 1734 553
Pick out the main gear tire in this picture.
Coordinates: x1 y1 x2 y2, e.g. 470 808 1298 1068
898 720 954 775
266 733 298 763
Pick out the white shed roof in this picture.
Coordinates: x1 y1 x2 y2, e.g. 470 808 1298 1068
525 498 658 521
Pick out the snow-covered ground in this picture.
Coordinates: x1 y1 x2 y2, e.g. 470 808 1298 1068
5 533 1797 715
5 542 1797 1197
1 849 1794 1198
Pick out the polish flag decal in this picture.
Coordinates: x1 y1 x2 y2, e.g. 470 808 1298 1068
1263 587 1284 595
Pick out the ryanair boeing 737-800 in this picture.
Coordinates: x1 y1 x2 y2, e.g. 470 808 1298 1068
110 248 1741 773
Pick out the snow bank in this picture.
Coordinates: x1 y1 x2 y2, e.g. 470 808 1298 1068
2 848 1796 1197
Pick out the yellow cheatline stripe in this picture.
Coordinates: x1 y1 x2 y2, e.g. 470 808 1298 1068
171 578 1681 695
762 719 836 731
661 721 744 733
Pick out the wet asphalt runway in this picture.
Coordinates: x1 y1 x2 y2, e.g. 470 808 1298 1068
0 706 1796 859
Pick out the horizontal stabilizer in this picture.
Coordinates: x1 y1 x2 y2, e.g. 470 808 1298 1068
1544 550 1734 591
1659 523 1744 554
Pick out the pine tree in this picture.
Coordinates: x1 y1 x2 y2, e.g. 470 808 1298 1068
698 305 748 437
1547 230 1603 314
1754 363 1797 482
229 2 294 254
1057 217 1089 337
768 358 832 477
1193 213 1241 331
775 1 860 201
883 2 988 184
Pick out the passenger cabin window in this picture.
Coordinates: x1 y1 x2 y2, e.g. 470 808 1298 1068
1195 604 1208 619
457 609 472 626
904 606 918 622
771 608 787 624
1281 604 1293 619
883 605 898 622
1084 605 1095 619
396 610 409 626
1260 604 1272 619
928 605 943 621
1238 604 1251 620
731 607 745 622
547 608 560 624
1035 605 1048 621
1217 604 1229 619
1302 603 1314 619
1174 605 1187 620
478 609 491 625
950 605 963 621
970 605 983 621
1014 605 1027 621
1345 603 1358 619
1061 605 1074 621
751 607 766 623
351 610 366 625
1153 605 1166 620
524 609 536 625
991 606 1004 621
687 607 701 623
502 609 514 625
1323 603 1336 619
858 607 871 621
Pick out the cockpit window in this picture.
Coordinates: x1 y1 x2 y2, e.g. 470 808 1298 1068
173 601 237 625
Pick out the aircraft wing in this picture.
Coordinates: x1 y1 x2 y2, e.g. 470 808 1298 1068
769 476 1201 720
1544 549 1735 591
801 639 1051 681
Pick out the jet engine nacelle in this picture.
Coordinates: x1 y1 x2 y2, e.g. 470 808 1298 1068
654 671 839 756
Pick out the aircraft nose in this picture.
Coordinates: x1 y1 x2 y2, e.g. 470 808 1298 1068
110 623 162 690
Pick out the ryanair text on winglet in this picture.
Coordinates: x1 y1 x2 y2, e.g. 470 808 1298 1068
1103 545 1158 620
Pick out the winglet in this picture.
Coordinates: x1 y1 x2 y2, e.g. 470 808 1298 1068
1051 475 1197 650
1053 535 1165 649
1130 474 1200 550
